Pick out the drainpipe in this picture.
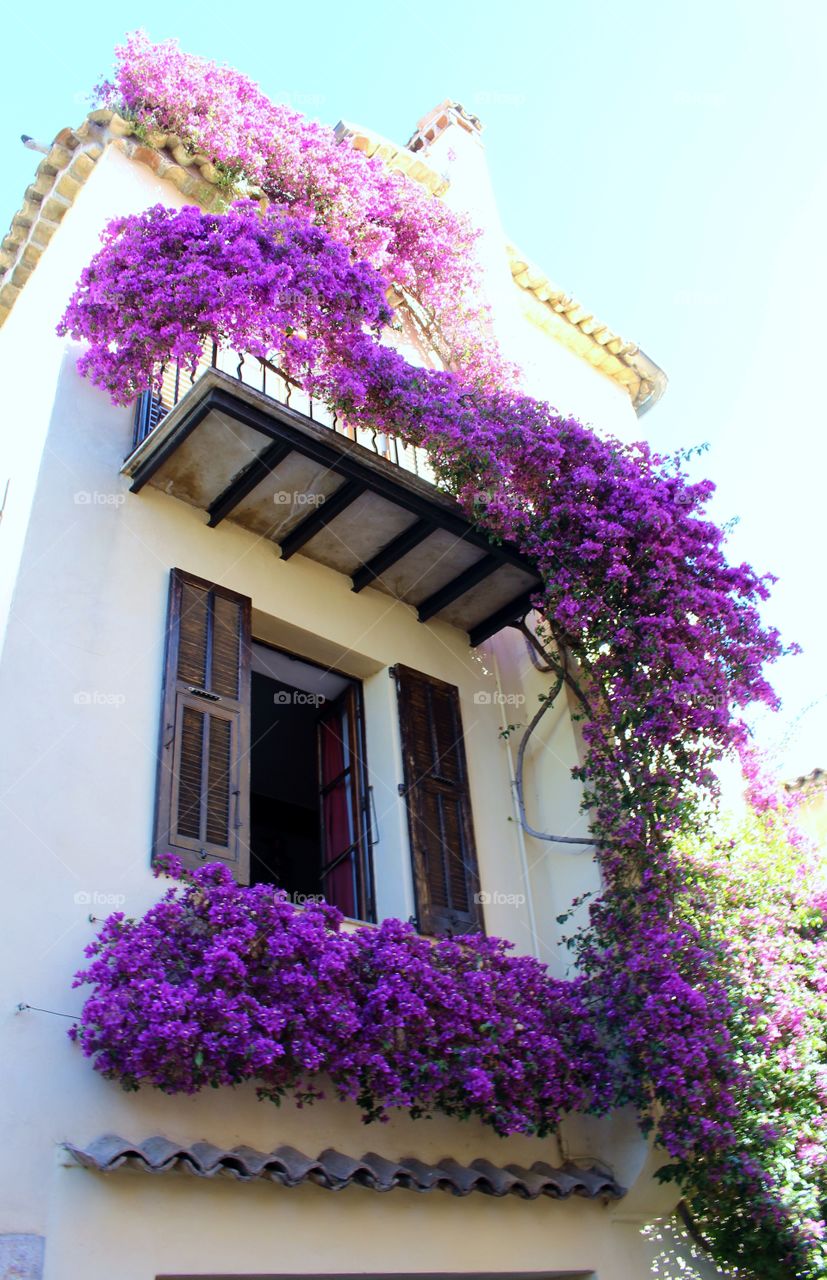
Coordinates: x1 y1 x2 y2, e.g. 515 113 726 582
491 645 540 959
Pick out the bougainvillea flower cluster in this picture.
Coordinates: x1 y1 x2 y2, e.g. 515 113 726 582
59 202 392 403
72 860 611 1136
61 35 824 1278
98 32 508 389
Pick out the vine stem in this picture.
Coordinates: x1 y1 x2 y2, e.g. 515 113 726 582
509 621 599 847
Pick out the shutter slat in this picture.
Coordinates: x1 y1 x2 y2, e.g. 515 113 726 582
211 594 241 698
205 714 232 846
395 665 483 936
154 570 251 881
416 791 471 913
429 687 463 783
442 793 470 911
177 705 205 839
177 580 209 686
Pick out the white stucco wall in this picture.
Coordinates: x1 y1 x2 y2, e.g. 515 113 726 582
0 132 714 1280
420 119 643 442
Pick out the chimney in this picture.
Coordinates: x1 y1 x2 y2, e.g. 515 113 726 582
407 101 484 153
405 101 519 334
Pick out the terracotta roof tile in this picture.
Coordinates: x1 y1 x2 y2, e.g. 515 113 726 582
506 244 667 415
64 1135 625 1201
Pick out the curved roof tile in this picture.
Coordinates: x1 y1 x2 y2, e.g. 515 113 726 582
64 1134 625 1201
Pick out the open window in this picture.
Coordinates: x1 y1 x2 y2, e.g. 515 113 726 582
153 574 482 933
153 570 374 921
248 643 374 921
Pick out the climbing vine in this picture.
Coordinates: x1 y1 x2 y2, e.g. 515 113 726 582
61 35 823 1278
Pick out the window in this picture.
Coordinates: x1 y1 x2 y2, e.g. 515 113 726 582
153 571 482 934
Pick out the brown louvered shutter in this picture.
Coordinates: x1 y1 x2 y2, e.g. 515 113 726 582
394 665 483 936
153 569 251 881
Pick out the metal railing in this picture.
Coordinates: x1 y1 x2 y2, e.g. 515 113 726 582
131 342 434 483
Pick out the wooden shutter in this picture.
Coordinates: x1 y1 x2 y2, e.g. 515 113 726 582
153 569 251 881
394 665 483 936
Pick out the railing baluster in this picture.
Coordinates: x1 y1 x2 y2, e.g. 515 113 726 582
134 338 429 482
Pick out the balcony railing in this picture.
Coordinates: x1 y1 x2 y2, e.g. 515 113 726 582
132 342 434 484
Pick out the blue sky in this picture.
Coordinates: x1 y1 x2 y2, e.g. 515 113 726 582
2 1 824 777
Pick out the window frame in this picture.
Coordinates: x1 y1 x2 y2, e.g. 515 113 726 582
153 574 488 937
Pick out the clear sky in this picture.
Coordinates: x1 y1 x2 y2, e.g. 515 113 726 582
2 1 824 778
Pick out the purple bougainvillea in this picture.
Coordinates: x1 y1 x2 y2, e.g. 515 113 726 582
58 202 392 404
97 32 506 390
60 35 824 1278
72 860 611 1136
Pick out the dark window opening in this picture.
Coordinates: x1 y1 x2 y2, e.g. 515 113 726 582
249 643 374 921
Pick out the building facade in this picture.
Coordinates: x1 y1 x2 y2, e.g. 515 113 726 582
0 99 725 1280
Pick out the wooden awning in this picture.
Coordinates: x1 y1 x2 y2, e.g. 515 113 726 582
122 369 542 646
